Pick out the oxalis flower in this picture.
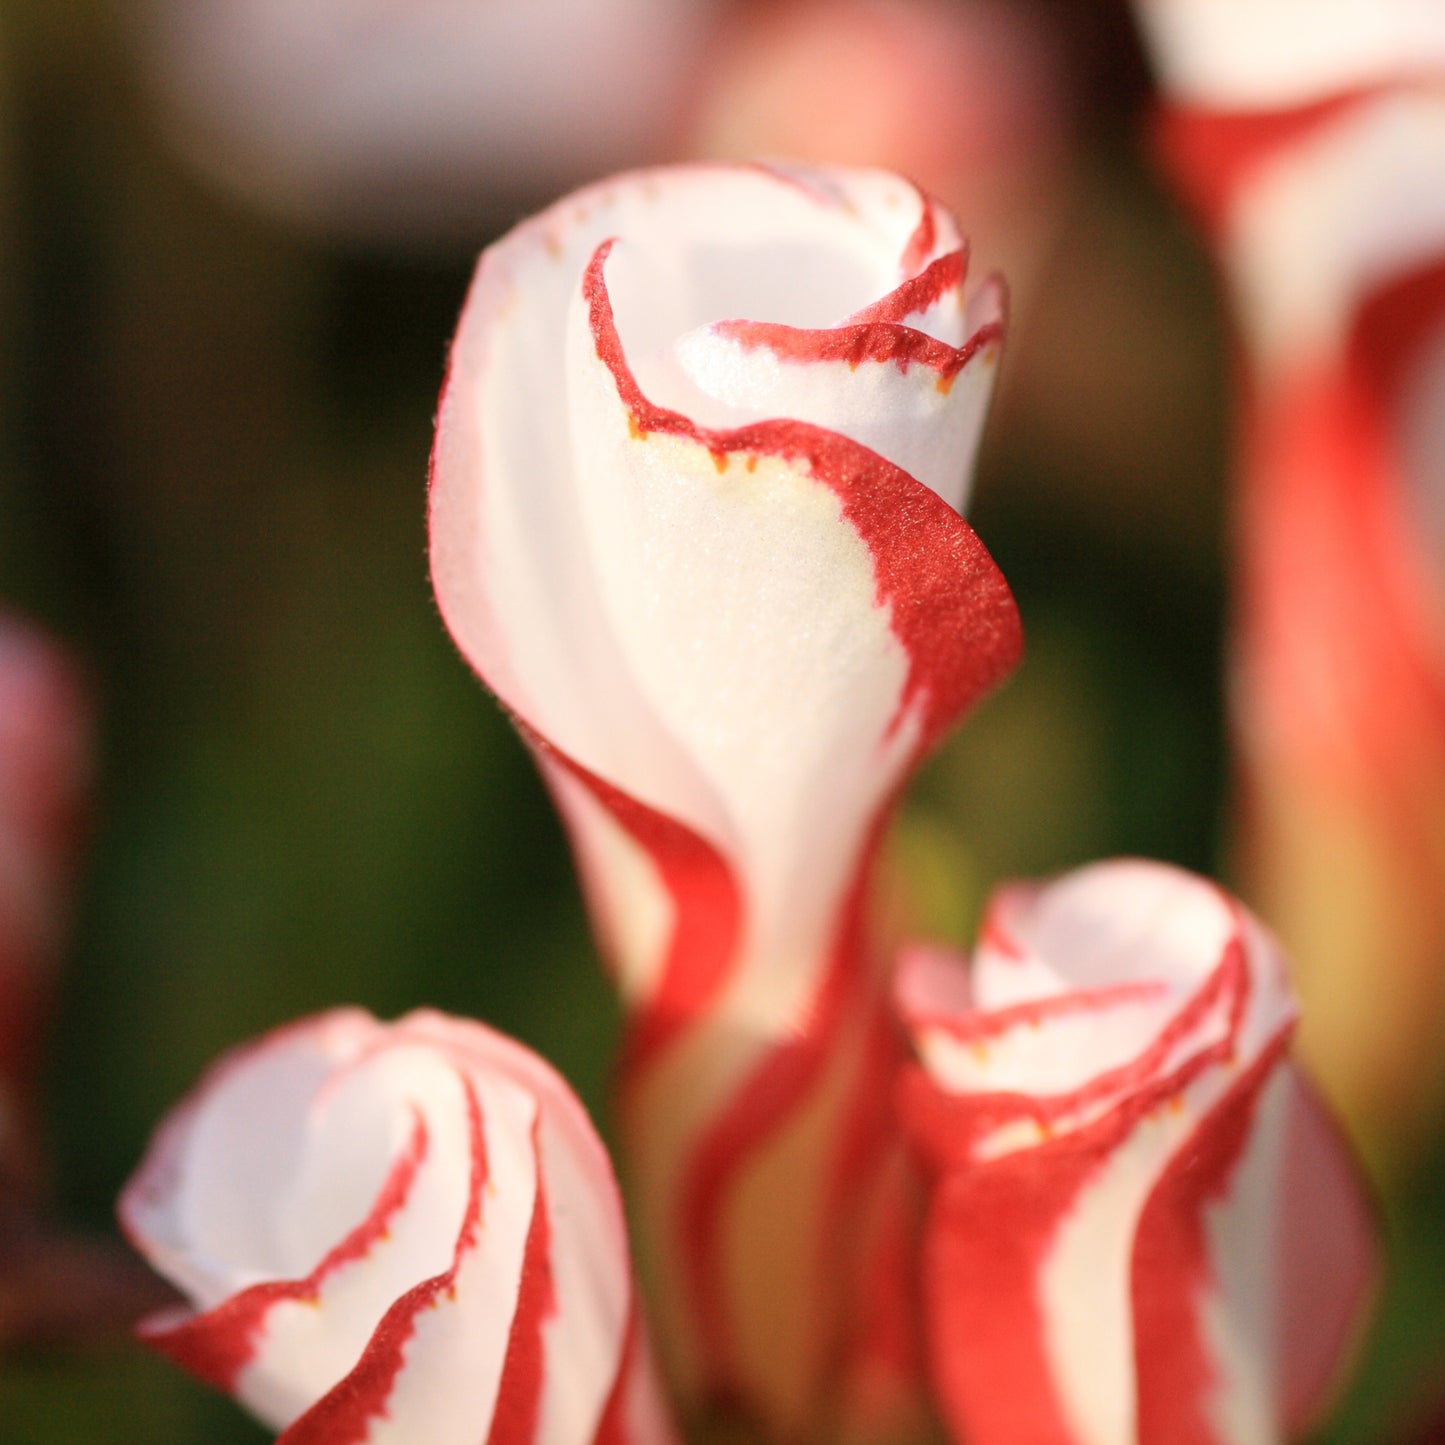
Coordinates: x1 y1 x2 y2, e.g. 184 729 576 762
1133 0 1445 1165
897 859 1378 1445
119 1009 675 1444
429 162 1021 1434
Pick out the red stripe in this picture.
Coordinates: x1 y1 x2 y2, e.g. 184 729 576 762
486 1118 557 1445
1132 1036 1291 1445
1153 91 1379 234
820 975 922 1423
277 1076 491 1445
907 1030 1282 1445
920 1122 1114 1444
1238 352 1445 808
848 249 967 326
1349 258 1445 428
675 923 862 1390
144 1109 431 1393
526 725 744 1085
902 904 1268 1445
909 979 1171 1045
677 809 890 1401
900 189 940 277
711 309 1000 385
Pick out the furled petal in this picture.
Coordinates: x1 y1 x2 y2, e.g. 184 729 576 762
898 860 1378 1445
429 163 1020 1433
120 1009 675 1445
1133 0 1445 108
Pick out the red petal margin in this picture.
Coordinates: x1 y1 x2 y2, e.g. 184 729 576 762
140 1110 431 1394
277 1074 491 1445
1131 1036 1291 1445
846 249 968 326
905 935 1250 1166
901 189 941 278
584 239 1021 748
523 722 744 1087
485 1118 557 1445
710 304 1001 389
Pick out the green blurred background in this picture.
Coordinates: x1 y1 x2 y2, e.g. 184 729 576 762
0 1 1441 1440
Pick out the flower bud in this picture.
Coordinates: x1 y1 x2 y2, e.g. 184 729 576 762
120 1009 675 1444
899 860 1378 1445
428 162 1021 1434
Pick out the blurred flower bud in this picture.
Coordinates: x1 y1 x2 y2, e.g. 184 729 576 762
133 0 721 244
1136 0 1445 1169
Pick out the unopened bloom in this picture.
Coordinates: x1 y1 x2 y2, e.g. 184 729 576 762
429 163 1020 1433
120 1009 674 1444
0 615 90 1184
898 859 1378 1445
133 0 720 241
1134 0 1445 1164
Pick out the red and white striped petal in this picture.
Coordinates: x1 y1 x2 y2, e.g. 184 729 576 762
429 163 1019 1431
898 860 1378 1445
120 1009 675 1445
1134 0 1445 109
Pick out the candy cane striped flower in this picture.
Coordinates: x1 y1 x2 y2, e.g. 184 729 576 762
119 1009 675 1445
898 859 1378 1445
1133 0 1445 1162
428 162 1020 1434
